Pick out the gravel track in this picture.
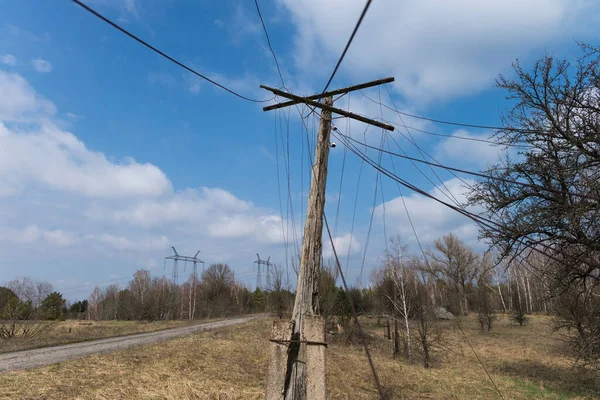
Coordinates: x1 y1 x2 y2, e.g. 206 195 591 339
0 315 260 373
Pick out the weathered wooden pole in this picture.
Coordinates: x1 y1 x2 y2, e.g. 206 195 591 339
262 78 395 400
285 95 333 399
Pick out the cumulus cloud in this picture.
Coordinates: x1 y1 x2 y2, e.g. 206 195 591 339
93 233 169 251
374 177 485 250
86 187 286 245
0 122 172 198
0 54 16 66
323 233 360 259
0 70 56 121
0 225 78 247
0 68 288 296
433 129 507 168
32 58 52 73
280 0 596 102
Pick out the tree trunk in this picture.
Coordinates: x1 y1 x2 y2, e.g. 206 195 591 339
495 267 507 313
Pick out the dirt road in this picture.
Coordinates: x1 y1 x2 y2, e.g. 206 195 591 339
0 315 260 373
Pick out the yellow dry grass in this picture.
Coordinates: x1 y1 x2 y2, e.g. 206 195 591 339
0 319 212 354
1 315 598 399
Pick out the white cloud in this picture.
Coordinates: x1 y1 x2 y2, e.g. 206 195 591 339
0 70 56 121
375 177 485 250
323 233 360 259
32 58 52 73
87 187 286 245
0 225 78 247
280 0 597 103
0 71 171 199
43 229 79 248
0 54 16 66
123 0 138 17
433 129 507 168
15 225 41 244
94 233 169 251
0 69 289 296
0 122 172 198
64 112 84 121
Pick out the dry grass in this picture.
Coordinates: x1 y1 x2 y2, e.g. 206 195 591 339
0 319 214 354
1 315 598 399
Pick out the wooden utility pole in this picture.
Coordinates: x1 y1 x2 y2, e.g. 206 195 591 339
261 77 395 400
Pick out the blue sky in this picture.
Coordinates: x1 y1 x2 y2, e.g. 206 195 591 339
1 0 598 301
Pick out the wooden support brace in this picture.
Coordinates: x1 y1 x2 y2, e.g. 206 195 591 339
261 85 395 131
263 77 394 112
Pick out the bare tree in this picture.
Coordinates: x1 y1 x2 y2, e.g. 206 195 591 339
88 286 102 321
0 277 53 339
268 263 290 319
468 45 600 367
469 45 600 288
493 261 508 313
128 269 151 319
202 263 235 317
426 233 480 315
382 236 414 362
412 273 440 369
100 284 120 320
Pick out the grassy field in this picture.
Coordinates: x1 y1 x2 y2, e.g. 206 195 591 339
0 315 598 399
0 319 214 354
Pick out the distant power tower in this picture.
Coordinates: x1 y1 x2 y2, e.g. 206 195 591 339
165 247 204 320
254 253 272 291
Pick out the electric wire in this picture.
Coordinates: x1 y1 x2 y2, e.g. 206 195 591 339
383 137 432 270
333 130 584 275
359 90 564 137
280 107 301 267
302 107 384 399
274 107 291 278
345 126 368 278
455 319 506 399
383 86 467 205
333 94 351 238
339 134 600 202
254 0 286 89
72 0 274 103
321 0 374 93
323 214 385 399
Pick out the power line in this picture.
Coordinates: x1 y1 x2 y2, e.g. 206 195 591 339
359 90 559 136
274 108 291 278
339 133 600 202
323 214 385 399
333 94 352 238
455 319 506 399
384 138 432 270
382 85 474 192
280 107 302 269
359 91 532 148
321 0 374 93
334 131 584 273
254 0 286 89
379 138 505 400
358 137 382 285
71 0 274 103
